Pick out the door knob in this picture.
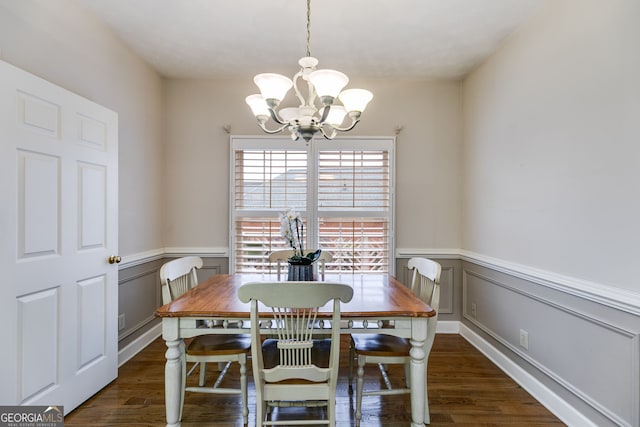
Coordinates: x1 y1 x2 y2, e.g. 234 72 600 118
108 255 121 264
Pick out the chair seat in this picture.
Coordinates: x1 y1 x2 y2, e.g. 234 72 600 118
351 333 410 357
187 334 251 356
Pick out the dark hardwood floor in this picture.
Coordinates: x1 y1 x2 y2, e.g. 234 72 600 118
65 334 565 426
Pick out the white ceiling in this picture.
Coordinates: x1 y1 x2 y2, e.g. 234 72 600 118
77 0 543 80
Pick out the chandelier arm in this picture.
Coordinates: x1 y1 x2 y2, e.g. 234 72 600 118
292 72 307 106
257 120 290 134
318 104 332 123
306 78 317 106
319 126 337 140
267 108 289 126
325 116 361 133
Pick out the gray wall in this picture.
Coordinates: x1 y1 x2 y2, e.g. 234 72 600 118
162 78 463 252
0 0 166 258
461 0 640 293
461 1 640 425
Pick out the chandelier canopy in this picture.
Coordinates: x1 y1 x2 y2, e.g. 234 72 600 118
245 0 373 142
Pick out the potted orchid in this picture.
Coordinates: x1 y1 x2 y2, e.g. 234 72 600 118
279 208 322 268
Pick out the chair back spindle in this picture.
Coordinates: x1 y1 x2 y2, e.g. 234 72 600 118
160 256 202 304
238 281 353 426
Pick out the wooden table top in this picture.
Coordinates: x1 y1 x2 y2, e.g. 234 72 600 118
155 273 435 319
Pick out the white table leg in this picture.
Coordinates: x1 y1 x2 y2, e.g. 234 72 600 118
165 338 183 427
410 318 427 427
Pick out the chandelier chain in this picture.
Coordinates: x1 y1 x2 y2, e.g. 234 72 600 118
306 0 311 57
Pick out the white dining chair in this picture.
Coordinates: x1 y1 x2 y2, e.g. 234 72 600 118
160 256 251 424
348 257 441 425
269 249 333 280
238 281 353 427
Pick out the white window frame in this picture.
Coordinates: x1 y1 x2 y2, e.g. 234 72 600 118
229 135 396 275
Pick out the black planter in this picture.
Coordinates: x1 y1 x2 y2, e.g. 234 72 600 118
287 263 314 281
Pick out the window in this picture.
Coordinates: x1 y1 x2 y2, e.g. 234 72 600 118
230 136 394 274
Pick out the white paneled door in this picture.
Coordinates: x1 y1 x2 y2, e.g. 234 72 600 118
0 60 118 414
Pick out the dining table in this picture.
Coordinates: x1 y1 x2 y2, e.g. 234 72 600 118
155 273 436 427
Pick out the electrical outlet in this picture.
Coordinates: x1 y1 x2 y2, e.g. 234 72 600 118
519 329 529 350
118 313 126 331
471 303 477 318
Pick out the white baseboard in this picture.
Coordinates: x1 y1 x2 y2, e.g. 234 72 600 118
436 320 459 334
458 322 597 427
118 323 162 367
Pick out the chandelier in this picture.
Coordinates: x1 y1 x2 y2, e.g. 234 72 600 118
245 0 373 142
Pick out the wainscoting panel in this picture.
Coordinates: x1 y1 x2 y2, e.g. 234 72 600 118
462 262 639 427
396 257 461 318
118 262 162 343
117 256 228 351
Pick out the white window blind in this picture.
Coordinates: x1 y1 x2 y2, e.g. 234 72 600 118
317 217 390 272
231 137 394 274
317 150 390 210
316 149 391 272
234 149 307 210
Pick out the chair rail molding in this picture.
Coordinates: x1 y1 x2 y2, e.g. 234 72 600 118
119 249 165 269
395 248 461 258
398 247 640 314
460 250 640 316
164 246 229 258
119 247 229 269
121 247 640 315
